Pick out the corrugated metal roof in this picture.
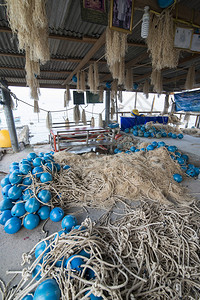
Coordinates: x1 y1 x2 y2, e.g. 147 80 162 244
0 0 199 92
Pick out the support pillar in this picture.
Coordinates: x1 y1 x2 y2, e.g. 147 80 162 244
105 90 110 127
134 92 137 109
1 81 19 152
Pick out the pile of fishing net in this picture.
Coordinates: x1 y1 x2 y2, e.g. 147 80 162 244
145 122 182 134
182 128 200 137
113 134 138 152
52 147 190 210
3 199 200 299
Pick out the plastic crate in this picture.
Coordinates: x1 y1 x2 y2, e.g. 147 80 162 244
120 116 137 130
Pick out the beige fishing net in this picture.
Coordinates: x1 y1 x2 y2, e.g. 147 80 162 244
53 148 190 211
147 10 180 71
6 0 50 105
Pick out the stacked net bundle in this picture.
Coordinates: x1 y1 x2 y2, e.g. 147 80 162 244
145 122 182 134
51 148 189 209
182 128 200 137
4 200 200 299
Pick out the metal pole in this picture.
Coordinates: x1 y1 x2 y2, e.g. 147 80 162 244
1 81 19 152
105 90 110 126
134 92 137 109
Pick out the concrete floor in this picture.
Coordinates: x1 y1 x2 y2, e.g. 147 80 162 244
0 135 199 294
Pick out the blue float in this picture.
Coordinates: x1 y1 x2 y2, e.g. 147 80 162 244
50 207 64 222
27 152 37 162
0 199 14 211
0 210 12 225
11 202 26 217
2 184 12 198
173 174 183 183
32 264 42 281
33 157 43 167
37 206 51 220
19 164 32 175
9 171 23 185
64 255 84 271
130 146 136 152
61 215 77 231
146 145 154 151
4 217 21 234
32 167 43 179
40 172 53 183
25 198 40 213
22 177 32 186
8 185 22 200
63 165 70 170
176 157 185 165
37 190 52 203
33 279 61 300
23 214 40 230
35 240 50 259
1 176 10 188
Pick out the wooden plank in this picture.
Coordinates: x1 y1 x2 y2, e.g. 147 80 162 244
63 30 106 85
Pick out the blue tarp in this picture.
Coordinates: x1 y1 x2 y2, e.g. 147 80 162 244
174 90 200 112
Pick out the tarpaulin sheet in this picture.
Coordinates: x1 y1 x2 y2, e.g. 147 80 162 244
174 90 200 112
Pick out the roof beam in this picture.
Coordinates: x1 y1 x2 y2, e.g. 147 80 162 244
63 30 106 85
0 51 108 64
0 26 146 48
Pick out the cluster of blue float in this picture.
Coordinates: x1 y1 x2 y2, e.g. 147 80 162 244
114 140 200 184
0 151 71 235
21 214 101 300
124 124 184 140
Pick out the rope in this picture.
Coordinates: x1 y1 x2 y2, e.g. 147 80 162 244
3 199 200 299
0 82 74 113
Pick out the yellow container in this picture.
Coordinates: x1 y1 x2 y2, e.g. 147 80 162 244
0 130 12 148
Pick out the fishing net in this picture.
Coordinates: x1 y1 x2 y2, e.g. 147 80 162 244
91 116 95 127
143 80 150 99
73 105 80 124
88 64 99 94
185 66 195 90
182 128 200 137
145 122 182 134
4 200 200 299
147 10 180 71
105 27 127 84
51 147 190 210
82 109 87 125
98 86 104 103
125 69 133 91
6 0 50 103
151 68 163 94
98 113 103 127
168 114 182 125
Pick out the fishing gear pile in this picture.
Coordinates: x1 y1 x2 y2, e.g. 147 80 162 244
2 199 200 299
